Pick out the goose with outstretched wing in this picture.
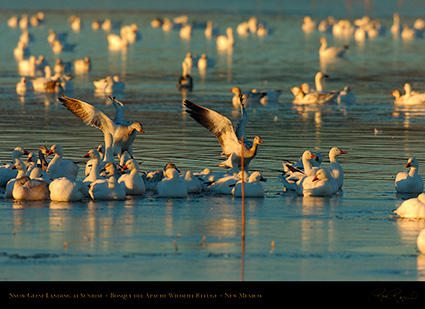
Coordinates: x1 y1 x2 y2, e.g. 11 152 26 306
183 98 262 171
58 94 144 159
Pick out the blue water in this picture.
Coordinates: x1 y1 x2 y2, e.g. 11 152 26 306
1 0 425 285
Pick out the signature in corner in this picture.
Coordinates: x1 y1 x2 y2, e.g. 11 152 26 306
368 288 419 303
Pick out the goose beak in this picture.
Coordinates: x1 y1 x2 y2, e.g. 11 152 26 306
406 163 411 168
312 175 319 182
11 165 16 170
47 150 54 156
340 150 347 154
83 153 90 158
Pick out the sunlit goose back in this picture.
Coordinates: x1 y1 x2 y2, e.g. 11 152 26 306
182 170 202 194
46 144 79 180
297 168 338 197
89 163 126 201
302 16 316 33
395 157 424 193
232 171 266 197
49 177 88 202
157 168 188 198
118 159 145 195
394 193 425 218
206 171 248 195
12 176 50 201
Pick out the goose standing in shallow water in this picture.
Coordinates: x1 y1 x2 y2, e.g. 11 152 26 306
395 157 424 193
184 99 263 171
216 27 234 50
328 147 347 190
58 94 144 159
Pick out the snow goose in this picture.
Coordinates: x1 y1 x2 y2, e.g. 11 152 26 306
105 76 125 93
83 149 102 185
182 170 202 194
107 33 128 50
394 193 425 218
319 37 348 59
279 150 318 191
418 229 425 254
205 170 248 195
328 147 347 190
120 24 140 43
297 168 338 197
16 77 34 95
292 87 335 104
401 24 418 40
391 89 425 105
216 27 234 50
51 39 76 54
162 18 173 32
38 146 49 171
157 168 188 198
232 171 266 197
12 176 50 201
69 15 82 32
0 147 29 187
184 99 263 171
180 24 192 39
54 59 71 75
337 86 356 105
151 18 162 28
5 160 28 198
46 144 79 180
89 162 126 201
74 57 91 74
49 177 88 202
230 87 266 107
414 18 425 32
204 21 218 39
35 55 48 72
391 13 401 36
7 15 19 28
177 61 193 92
395 157 424 194
118 158 145 195
14 41 29 59
302 16 317 33
58 94 144 159
47 29 68 44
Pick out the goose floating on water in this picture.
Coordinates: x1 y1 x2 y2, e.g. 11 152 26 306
395 157 424 194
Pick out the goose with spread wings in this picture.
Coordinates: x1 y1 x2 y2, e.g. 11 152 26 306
58 94 144 159
183 98 262 171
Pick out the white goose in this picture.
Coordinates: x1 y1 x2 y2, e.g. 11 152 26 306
74 57 91 74
107 33 128 50
232 171 266 197
319 37 348 59
297 168 338 197
83 149 102 185
417 229 425 254
12 176 50 201
89 162 126 201
394 193 425 218
395 157 424 194
59 94 144 159
182 170 202 194
157 168 188 198
205 170 248 195
184 99 263 171
118 158 145 195
279 150 318 191
177 61 193 92
337 86 356 105
5 160 28 198
46 144 79 180
0 147 30 187
329 147 347 190
230 87 266 107
49 177 88 202
391 89 425 105
216 27 234 50
16 77 34 95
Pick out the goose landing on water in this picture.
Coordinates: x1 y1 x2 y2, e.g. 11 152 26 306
183 98 262 171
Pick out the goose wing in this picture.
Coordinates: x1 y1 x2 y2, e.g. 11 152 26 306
235 100 248 141
184 99 240 156
58 94 116 135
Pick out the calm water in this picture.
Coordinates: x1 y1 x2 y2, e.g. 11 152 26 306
2 0 425 285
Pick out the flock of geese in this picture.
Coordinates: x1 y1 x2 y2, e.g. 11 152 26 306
5 10 425 230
